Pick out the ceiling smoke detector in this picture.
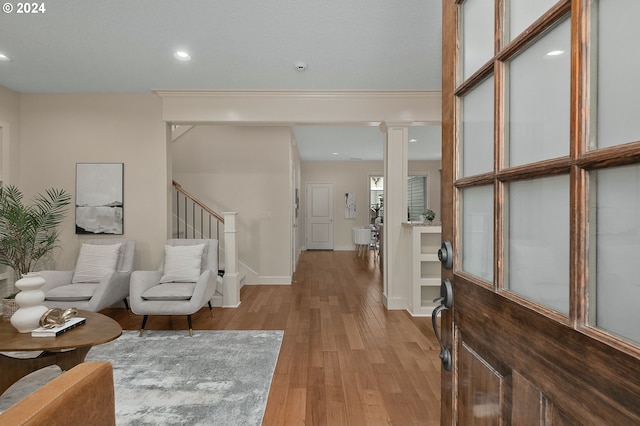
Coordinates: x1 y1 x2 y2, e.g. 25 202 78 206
294 61 307 72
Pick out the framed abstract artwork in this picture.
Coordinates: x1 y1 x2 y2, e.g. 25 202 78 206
75 163 124 234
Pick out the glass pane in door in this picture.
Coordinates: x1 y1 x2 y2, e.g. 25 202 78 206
507 18 570 167
590 165 640 344
507 0 559 42
593 0 640 149
462 0 495 80
506 175 569 314
461 185 493 282
461 76 494 177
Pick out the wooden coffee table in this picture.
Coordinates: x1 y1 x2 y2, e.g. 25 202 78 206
0 310 122 395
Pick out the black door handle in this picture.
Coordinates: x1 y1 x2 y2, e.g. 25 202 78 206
438 241 453 269
431 279 453 371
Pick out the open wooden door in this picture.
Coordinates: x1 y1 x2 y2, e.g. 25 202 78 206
440 0 640 424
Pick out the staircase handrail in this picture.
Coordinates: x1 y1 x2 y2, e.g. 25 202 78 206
172 180 224 224
171 180 241 307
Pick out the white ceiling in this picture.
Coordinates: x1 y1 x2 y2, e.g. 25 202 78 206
0 0 443 160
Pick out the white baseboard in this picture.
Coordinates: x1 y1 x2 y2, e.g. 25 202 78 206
256 276 292 285
385 296 409 311
302 246 360 252
407 308 434 317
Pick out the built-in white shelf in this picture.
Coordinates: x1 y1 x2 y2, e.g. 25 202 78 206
410 225 442 316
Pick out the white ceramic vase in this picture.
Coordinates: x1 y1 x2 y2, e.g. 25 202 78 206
10 272 49 333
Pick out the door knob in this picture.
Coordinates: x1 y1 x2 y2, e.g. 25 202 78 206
438 241 453 269
433 277 453 309
431 279 453 371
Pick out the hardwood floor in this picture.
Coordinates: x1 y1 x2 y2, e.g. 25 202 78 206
102 250 442 425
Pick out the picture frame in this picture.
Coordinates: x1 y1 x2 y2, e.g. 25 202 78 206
75 163 124 235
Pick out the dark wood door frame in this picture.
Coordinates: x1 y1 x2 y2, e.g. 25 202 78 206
441 0 640 423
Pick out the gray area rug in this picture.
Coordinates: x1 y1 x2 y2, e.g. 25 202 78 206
0 330 283 426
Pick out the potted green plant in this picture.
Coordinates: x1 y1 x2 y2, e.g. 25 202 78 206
0 184 71 293
423 209 436 223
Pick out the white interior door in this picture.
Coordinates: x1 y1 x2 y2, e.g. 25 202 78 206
305 182 334 250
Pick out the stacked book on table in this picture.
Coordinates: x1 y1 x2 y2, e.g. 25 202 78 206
31 317 86 337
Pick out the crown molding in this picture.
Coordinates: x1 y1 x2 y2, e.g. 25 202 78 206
155 90 442 125
154 89 441 99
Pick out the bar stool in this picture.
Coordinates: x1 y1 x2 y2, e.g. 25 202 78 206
352 227 372 257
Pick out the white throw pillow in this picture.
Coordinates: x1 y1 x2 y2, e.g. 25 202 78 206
72 243 122 283
159 244 205 283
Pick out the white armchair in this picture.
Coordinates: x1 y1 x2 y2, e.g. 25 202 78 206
39 240 136 312
130 239 218 336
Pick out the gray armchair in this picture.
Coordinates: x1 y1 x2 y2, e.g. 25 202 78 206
40 240 136 312
130 239 218 336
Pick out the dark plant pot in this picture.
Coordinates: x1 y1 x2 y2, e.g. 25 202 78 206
2 298 18 321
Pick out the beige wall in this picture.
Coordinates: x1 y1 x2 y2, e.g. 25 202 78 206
172 125 293 283
301 160 441 249
18 93 167 270
0 86 21 186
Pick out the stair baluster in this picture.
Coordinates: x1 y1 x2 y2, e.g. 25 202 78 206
172 181 240 307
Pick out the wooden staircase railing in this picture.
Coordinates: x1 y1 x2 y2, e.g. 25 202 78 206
171 180 240 308
173 180 224 240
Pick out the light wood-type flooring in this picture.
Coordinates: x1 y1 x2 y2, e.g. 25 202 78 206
102 250 442 425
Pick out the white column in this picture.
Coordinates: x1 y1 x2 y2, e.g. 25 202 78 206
222 212 241 307
379 122 411 310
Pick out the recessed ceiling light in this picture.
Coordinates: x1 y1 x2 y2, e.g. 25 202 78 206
409 138 418 143
332 152 339 155
546 50 565 56
0 53 11 61
173 51 191 61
